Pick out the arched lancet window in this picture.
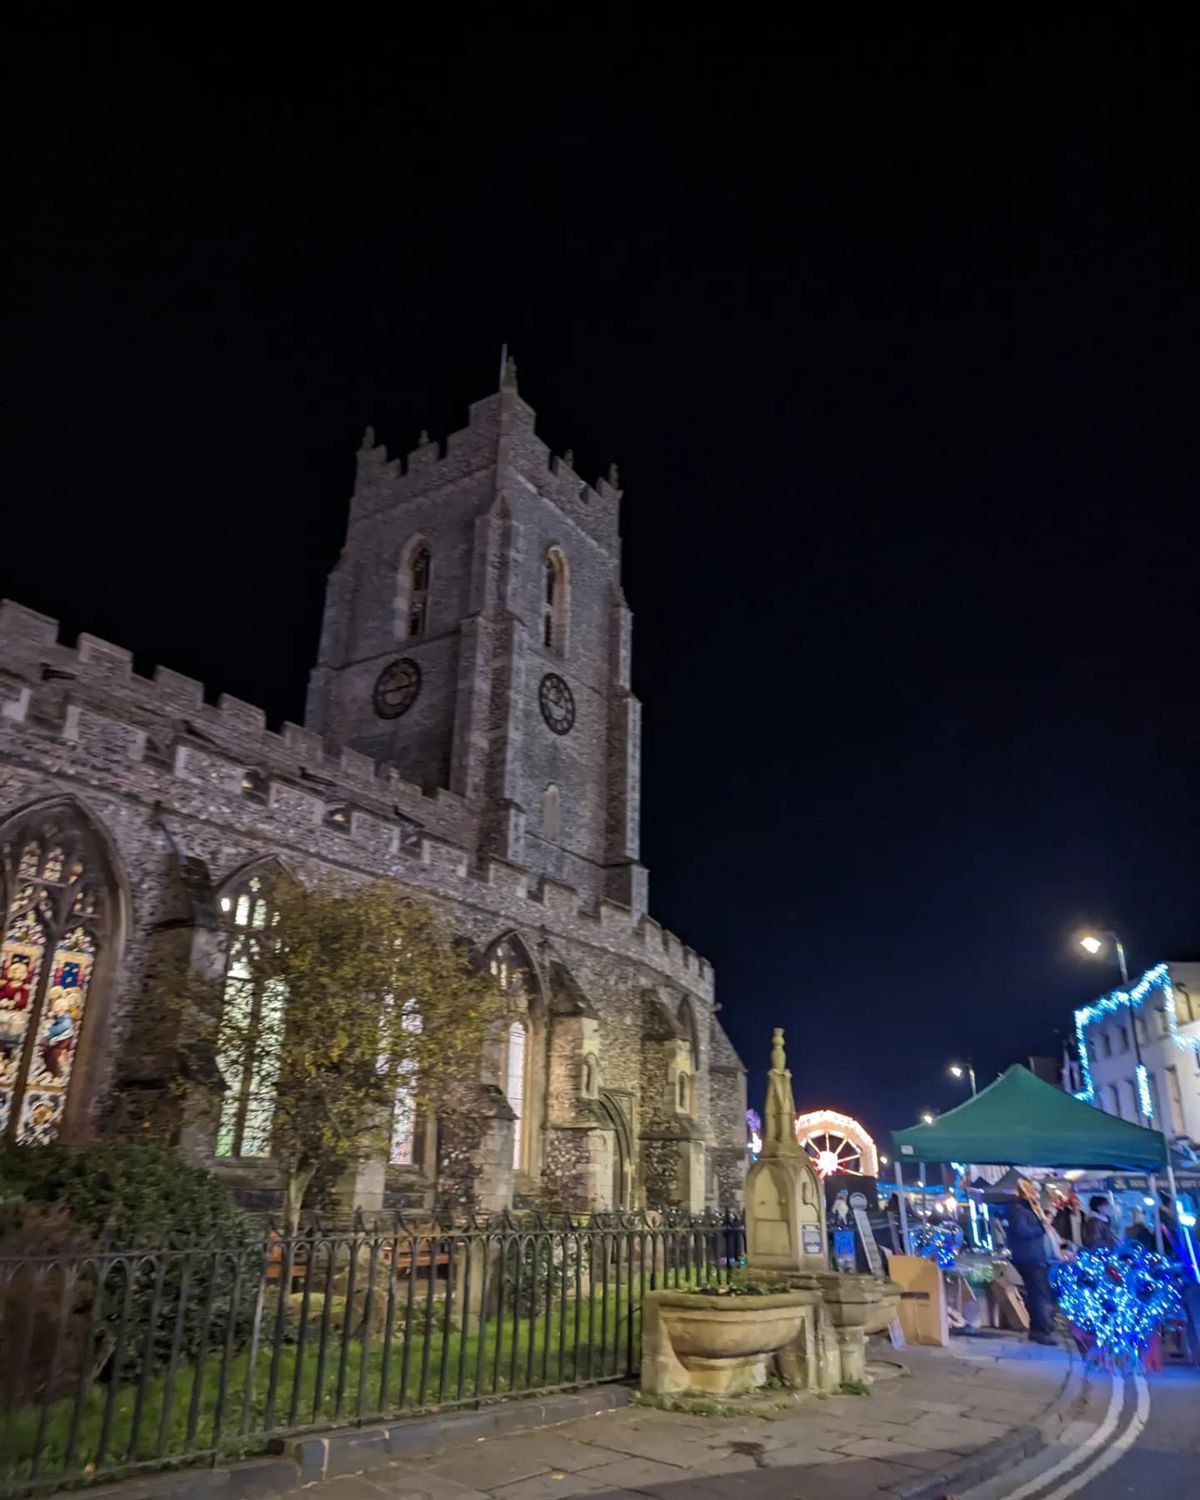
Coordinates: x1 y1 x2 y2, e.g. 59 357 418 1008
323 804 351 834
542 784 560 842
241 769 269 805
216 870 285 1158
506 1020 528 1167
677 1073 692 1114
542 548 569 654
487 934 541 1175
398 539 432 641
582 1052 599 1099
0 806 113 1143
389 999 423 1166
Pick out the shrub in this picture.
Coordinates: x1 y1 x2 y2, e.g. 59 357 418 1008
0 1144 254 1393
0 1141 247 1249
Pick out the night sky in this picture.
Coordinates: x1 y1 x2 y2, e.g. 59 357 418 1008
4 25 1198 1147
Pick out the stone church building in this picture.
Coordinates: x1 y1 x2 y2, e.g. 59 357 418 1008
0 364 747 1216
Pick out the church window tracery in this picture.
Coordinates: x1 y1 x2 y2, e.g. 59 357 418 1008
216 871 284 1159
0 807 111 1143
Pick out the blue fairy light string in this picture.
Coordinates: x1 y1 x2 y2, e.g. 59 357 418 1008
1050 1243 1181 1363
913 1221 963 1269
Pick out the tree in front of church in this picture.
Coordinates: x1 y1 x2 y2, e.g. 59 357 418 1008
168 879 512 1233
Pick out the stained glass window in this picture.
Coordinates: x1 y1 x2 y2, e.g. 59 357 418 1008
216 873 284 1158
0 810 109 1144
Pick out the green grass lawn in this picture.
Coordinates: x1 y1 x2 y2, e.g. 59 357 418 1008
0 1280 666 1490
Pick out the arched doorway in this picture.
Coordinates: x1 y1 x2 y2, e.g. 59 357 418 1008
599 1091 633 1209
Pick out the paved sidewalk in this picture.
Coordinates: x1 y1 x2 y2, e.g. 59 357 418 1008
279 1337 1076 1500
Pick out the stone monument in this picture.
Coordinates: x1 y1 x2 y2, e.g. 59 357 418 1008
745 1028 827 1273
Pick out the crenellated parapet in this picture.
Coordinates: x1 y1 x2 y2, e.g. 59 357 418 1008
0 600 712 998
348 369 622 554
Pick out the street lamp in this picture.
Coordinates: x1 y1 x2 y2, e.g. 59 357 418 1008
1077 927 1147 1127
921 1112 935 1125
949 1062 977 1095
1078 929 1130 985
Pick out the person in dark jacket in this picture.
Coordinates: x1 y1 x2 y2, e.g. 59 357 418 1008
1052 1192 1085 1249
1003 1180 1057 1344
1083 1196 1118 1250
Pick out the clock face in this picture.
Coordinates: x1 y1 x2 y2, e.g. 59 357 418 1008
373 657 422 719
538 672 575 735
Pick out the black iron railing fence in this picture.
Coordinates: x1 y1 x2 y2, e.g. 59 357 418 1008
0 1211 745 1495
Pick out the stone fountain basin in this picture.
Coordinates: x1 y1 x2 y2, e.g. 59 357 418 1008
656 1290 816 1357
643 1288 821 1396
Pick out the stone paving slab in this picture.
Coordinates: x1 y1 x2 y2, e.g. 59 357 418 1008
267 1335 1077 1500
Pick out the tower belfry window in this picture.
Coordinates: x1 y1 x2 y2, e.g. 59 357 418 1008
542 548 568 654
408 545 431 637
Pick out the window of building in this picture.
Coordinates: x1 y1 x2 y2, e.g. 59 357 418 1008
1124 1078 1139 1120
1166 1066 1185 1136
397 539 432 640
1157 1006 1169 1038
1118 1024 1129 1053
241 769 269 805
506 1020 527 1168
542 548 568 654
1135 1015 1147 1046
581 1052 599 1099
323 804 351 833
0 808 111 1143
1146 1070 1162 1123
1102 1029 1113 1058
542 784 560 842
216 872 285 1158
389 1001 423 1167
678 1073 692 1114
1107 1083 1121 1117
486 935 542 1175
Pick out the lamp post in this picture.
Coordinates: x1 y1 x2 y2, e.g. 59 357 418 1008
950 1062 977 1095
1078 929 1148 1127
1079 930 1129 986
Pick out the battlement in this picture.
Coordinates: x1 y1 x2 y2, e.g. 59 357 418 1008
0 600 712 998
350 368 623 552
0 599 475 850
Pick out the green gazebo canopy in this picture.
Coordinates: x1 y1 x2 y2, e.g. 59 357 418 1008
892 1064 1168 1173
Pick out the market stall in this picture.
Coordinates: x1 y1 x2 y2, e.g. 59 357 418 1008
890 1065 1191 1365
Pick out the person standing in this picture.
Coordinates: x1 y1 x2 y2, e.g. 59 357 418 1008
1053 1192 1085 1249
1083 1195 1118 1250
1003 1180 1058 1345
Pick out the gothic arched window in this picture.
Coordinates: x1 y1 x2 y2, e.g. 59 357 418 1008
542 548 569 654
0 806 113 1143
389 1000 423 1167
215 871 285 1159
542 784 560 842
505 1019 528 1168
488 935 540 1174
398 540 432 641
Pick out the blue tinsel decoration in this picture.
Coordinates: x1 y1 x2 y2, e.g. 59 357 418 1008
913 1221 963 1269
1050 1243 1182 1363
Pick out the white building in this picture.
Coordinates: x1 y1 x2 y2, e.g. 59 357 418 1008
1069 962 1200 1156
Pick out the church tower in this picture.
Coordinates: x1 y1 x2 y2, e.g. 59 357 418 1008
306 361 646 913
